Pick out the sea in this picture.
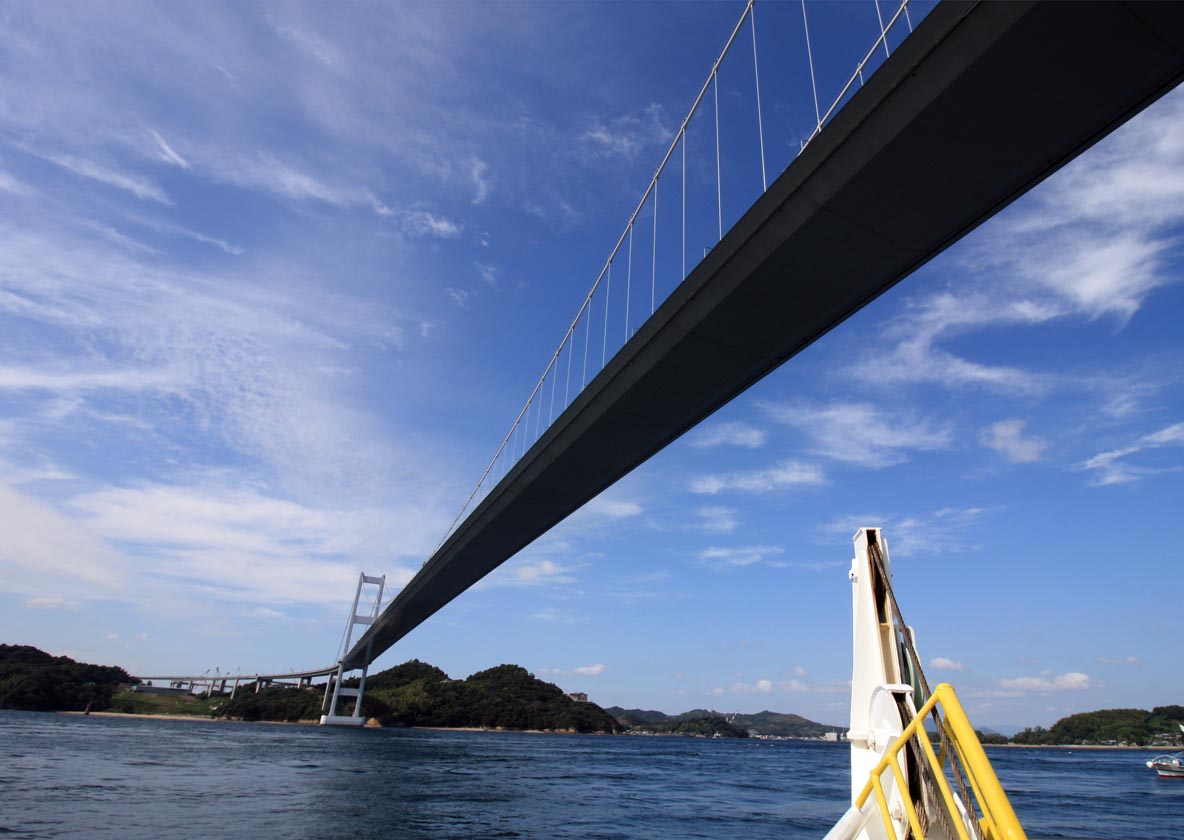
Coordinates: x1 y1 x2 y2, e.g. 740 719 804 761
0 710 1179 839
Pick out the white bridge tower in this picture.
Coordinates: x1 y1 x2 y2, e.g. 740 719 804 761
320 572 385 726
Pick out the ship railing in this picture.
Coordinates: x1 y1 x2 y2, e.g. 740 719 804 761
831 683 1027 840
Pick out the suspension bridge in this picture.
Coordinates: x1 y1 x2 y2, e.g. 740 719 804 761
141 0 1184 724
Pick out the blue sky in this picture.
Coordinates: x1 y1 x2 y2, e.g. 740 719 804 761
1 1 1181 730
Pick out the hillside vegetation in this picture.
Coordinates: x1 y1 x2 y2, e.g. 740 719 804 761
215 660 620 733
1012 706 1184 746
606 706 841 739
0 644 133 712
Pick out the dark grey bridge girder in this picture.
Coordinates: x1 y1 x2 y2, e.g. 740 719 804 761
344 1 1184 671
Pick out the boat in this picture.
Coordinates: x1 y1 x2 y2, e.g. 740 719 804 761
825 529 1027 840
1146 753 1184 778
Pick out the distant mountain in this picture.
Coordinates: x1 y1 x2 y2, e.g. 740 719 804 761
604 706 669 725
606 704 842 739
734 710 844 739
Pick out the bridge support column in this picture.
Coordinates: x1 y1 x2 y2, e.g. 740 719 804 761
320 572 385 727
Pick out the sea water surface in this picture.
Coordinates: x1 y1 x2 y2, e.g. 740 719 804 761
0 710 1179 839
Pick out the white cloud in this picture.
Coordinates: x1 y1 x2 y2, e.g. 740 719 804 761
447 288 475 308
930 657 967 672
469 158 490 204
530 606 584 624
996 672 1096 692
980 419 1046 463
481 557 581 589
776 678 849 694
731 679 774 694
689 422 767 449
148 129 190 170
475 262 500 287
696 506 739 534
32 148 170 203
24 596 80 610
852 87 1184 394
698 545 783 569
579 495 643 519
1 483 128 598
66 481 424 606
537 663 605 677
690 460 825 494
0 365 181 394
1081 422 1184 485
401 209 461 239
0 168 30 195
819 507 986 558
762 402 952 468
1096 655 1143 666
581 103 669 159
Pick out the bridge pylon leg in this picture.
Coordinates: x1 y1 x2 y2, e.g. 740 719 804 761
320 571 385 727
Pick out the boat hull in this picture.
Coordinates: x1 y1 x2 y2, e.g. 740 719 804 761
1146 755 1184 778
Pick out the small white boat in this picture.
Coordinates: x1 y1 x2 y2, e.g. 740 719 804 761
1146 753 1184 778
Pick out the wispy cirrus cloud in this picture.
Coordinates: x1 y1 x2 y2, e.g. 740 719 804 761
537 663 605 677
30 148 171 204
0 365 182 394
818 507 986 558
930 657 967 672
852 87 1184 395
1081 422 1184 485
997 672 1097 692
762 401 952 468
581 103 669 160
400 209 462 239
69 480 426 605
482 558 582 589
530 606 585 624
719 677 847 696
689 421 767 450
24 596 80 610
697 544 783 570
690 460 824 495
695 506 739 534
147 129 190 170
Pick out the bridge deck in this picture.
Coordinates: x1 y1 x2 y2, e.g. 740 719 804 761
344 0 1184 670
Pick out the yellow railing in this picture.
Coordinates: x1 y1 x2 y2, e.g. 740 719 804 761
855 683 1027 840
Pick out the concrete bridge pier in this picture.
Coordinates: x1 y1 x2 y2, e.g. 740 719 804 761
320 572 385 726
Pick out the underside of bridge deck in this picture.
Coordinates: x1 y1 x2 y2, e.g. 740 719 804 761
344 0 1184 670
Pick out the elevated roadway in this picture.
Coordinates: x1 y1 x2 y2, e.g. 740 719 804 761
132 665 338 684
344 1 1184 670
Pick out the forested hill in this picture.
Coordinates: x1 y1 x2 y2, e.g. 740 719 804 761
1011 706 1184 746
0 644 133 712
217 660 621 733
606 706 842 739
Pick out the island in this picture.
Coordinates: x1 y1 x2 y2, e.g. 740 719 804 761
3 644 1179 745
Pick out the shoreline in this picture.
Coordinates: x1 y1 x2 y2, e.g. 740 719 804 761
54 713 1181 748
60 711 326 726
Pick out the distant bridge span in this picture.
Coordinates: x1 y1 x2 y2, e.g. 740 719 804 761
132 666 338 684
344 1 1184 671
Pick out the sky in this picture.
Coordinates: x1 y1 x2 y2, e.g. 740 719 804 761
1 0 1181 732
